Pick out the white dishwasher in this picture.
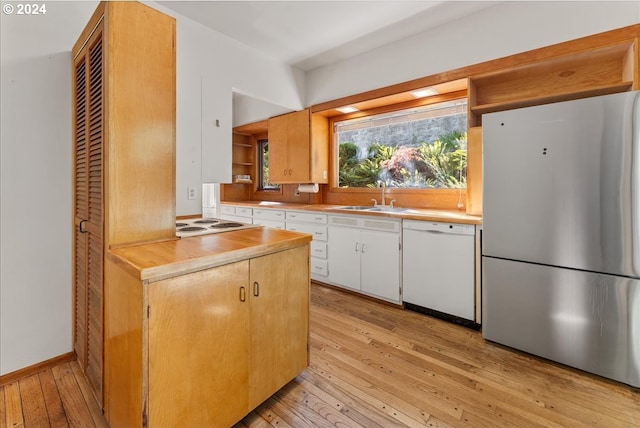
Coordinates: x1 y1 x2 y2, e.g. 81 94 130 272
402 220 476 323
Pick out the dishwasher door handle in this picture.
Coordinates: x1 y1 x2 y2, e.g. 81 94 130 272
426 230 445 234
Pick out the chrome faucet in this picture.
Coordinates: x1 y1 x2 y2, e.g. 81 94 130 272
379 181 386 206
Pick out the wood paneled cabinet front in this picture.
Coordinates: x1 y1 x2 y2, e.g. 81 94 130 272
106 244 310 428
268 109 329 184
72 1 176 405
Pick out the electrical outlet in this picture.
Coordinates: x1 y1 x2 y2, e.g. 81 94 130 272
187 186 197 200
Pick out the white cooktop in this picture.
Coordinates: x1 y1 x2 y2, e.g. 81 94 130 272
176 218 262 238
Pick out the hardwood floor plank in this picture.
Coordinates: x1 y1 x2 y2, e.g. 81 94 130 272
234 411 270 428
309 284 640 427
260 392 318 428
274 378 365 427
307 357 453 428
69 362 106 428
38 370 69 428
297 370 409 428
18 374 50 428
0 386 7 428
321 293 637 428
309 350 448 426
300 369 426 428
51 364 95 427
4 382 24 428
253 398 293 428
310 324 470 424
365 338 577 428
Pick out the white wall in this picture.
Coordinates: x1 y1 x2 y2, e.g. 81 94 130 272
307 1 640 105
0 1 99 375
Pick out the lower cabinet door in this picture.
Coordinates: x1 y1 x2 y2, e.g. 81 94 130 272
248 246 310 409
148 261 250 428
327 227 361 290
360 231 401 302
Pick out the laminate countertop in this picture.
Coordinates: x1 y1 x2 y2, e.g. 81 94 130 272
222 201 482 225
107 227 312 283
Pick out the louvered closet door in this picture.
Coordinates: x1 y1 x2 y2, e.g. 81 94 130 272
73 27 104 403
73 46 88 371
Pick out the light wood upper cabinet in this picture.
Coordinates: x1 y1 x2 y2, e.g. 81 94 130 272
268 108 329 184
72 0 176 407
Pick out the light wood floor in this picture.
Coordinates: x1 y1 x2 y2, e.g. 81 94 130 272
3 283 639 427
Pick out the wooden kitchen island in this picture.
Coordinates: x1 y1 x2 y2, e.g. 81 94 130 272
104 227 312 428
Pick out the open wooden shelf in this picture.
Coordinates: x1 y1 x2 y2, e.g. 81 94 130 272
468 39 637 126
471 81 633 115
233 142 253 148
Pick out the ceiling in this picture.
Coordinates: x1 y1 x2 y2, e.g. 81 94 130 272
159 1 498 72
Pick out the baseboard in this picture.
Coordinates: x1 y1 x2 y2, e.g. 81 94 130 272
0 352 75 386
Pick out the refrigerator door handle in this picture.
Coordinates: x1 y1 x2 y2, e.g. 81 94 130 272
633 92 640 274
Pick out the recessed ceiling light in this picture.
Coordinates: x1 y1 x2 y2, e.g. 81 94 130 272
411 87 438 98
336 106 359 113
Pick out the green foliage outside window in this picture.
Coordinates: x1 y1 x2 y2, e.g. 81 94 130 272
258 139 279 190
338 130 467 188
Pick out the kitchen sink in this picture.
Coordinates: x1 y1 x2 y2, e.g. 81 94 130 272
335 205 408 213
367 206 408 213
336 205 374 210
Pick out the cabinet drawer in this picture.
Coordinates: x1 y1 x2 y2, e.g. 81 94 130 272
253 219 285 230
286 211 327 224
235 207 253 218
286 223 327 241
329 215 400 233
253 209 285 221
311 258 328 277
310 241 327 259
220 205 236 215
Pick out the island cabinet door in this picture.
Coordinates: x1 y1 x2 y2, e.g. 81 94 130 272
148 260 250 428
248 245 310 409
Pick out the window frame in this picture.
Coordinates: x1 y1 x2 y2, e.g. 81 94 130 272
256 138 281 192
329 92 469 193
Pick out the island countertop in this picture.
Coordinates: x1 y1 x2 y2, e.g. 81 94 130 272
107 227 312 283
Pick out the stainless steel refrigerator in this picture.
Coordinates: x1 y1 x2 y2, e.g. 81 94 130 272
482 90 640 388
